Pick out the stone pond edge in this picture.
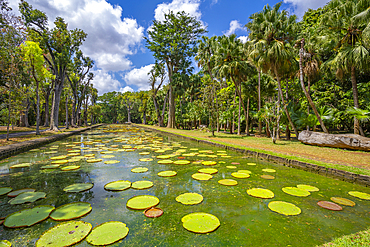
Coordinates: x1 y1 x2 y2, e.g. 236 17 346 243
134 124 370 187
0 124 104 161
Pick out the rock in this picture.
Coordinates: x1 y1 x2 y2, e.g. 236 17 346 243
298 130 370 151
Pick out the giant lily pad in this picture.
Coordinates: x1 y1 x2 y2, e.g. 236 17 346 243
35 221 92 247
0 240 11 247
41 164 60 169
181 213 220 233
348 191 370 200
8 188 35 197
297 184 319 192
104 181 131 191
262 168 276 173
158 171 177 177
156 155 171 159
4 205 55 228
282 187 311 197
247 163 256 166
51 160 69 165
9 192 46 205
61 166 80 171
268 201 301 216
247 188 274 199
10 163 31 169
158 160 173 164
50 202 92 221
126 195 160 210
330 197 355 207
50 156 68 160
173 160 191 165
238 170 252 174
192 173 213 181
101 155 115 159
201 161 217 166
144 208 163 218
231 172 250 179
131 181 153 190
261 175 275 180
226 166 237 169
86 159 103 163
44 151 57 154
317 201 342 211
176 193 203 205
131 167 148 173
198 168 218 174
104 160 120 164
139 158 153 162
0 187 12 196
63 183 93 193
218 179 238 186
86 221 129 246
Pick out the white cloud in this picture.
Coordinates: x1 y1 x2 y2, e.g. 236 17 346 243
91 70 121 95
284 0 328 18
224 20 244 36
123 64 154 91
238 36 249 43
154 0 202 21
8 0 144 72
119 86 134 93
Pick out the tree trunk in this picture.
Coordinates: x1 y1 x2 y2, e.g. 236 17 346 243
246 97 250 136
232 90 236 134
71 95 77 127
43 89 50 127
50 82 63 131
237 85 241 135
258 70 262 135
24 96 30 128
6 88 11 141
143 111 147 124
351 66 362 136
167 85 176 128
65 95 69 129
36 81 40 135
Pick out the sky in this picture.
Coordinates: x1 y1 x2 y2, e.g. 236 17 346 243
8 0 328 95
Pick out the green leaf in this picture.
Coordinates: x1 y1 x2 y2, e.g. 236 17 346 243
282 187 311 197
104 181 131 191
182 213 220 233
297 184 319 192
7 188 35 197
330 197 355 206
157 171 177 177
131 167 148 173
131 181 154 190
63 183 93 193
126 195 160 210
268 201 302 216
176 193 203 205
9 192 46 205
0 187 12 196
198 168 218 174
50 202 92 221
247 188 275 199
86 221 129 246
192 173 213 181
348 191 370 200
4 205 54 228
218 179 238 186
0 240 11 247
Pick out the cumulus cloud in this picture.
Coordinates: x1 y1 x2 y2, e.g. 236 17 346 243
123 64 154 91
119 86 134 93
91 70 121 95
283 0 328 18
224 20 244 36
9 0 144 72
154 0 202 21
238 36 249 43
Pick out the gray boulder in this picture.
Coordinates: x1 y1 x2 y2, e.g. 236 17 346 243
298 130 370 151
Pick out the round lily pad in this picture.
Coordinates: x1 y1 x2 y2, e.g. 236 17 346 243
86 159 103 163
126 195 160 210
9 192 46 205
0 187 12 196
101 155 115 159
131 167 148 173
261 175 275 180
104 181 131 191
317 201 342 211
156 155 171 159
131 181 153 190
84 154 95 157
176 193 203 205
226 166 237 169
198 168 218 174
192 173 213 181
7 188 35 197
282 187 311 197
268 201 302 216
262 168 276 173
218 179 238 186
348 191 370 200
0 240 11 246
231 162 239 165
238 170 252 174
139 152 150 155
51 160 69 164
201 161 217 166
10 163 31 169
50 156 68 160
41 164 60 169
158 159 173 164
139 158 153 162
36 221 92 247
144 208 163 218
231 172 250 179
4 205 55 228
86 221 129 246
104 160 120 164
297 184 319 192
247 163 256 166
330 197 355 207
247 188 274 199
44 151 57 154
182 213 220 233
63 183 93 193
173 160 191 165
100 151 113 154
61 165 80 171
158 171 177 177
50 202 92 221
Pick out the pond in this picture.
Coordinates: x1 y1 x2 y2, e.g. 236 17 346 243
1 125 370 246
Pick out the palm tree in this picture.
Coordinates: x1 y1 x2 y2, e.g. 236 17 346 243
247 3 299 138
320 0 370 136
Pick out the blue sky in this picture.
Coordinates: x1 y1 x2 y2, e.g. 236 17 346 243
8 0 328 95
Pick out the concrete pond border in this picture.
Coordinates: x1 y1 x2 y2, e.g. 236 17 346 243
135 124 370 187
0 124 104 161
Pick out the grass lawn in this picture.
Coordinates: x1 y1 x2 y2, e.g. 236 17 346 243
136 125 370 176
0 126 49 134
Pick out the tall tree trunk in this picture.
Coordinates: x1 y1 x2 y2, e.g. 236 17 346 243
36 81 40 135
274 67 299 138
232 90 236 133
50 82 63 131
258 70 262 135
25 96 30 128
232 76 249 135
167 85 176 128
65 95 69 129
71 95 77 127
43 89 50 127
6 88 11 141
237 86 241 136
299 39 329 134
246 97 250 136
351 66 363 136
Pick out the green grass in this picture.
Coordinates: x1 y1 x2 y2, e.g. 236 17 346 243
319 228 370 246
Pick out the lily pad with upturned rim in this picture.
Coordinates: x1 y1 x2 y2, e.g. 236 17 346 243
86 221 129 246
297 184 319 192
126 195 160 210
41 164 60 169
131 181 153 190
173 160 191 165
261 175 275 180
9 192 46 205
35 220 92 247
4 205 55 228
268 201 301 216
10 163 31 169
262 168 276 173
231 172 250 179
282 187 311 197
139 158 153 162
51 160 69 165
131 167 148 173
0 187 12 196
63 183 93 193
156 155 171 159
317 201 342 211
226 166 237 169
101 155 115 159
144 208 163 218
50 202 92 221
218 179 238 186
104 160 120 164
330 197 355 206
192 173 213 181
181 213 220 234
158 171 177 177
0 240 11 247
247 188 274 199
247 163 256 166
238 170 252 174
104 181 131 191
7 188 35 197
201 161 217 166
50 156 68 160
198 168 218 174
176 193 203 205
158 160 173 164
61 166 80 171
348 191 370 200
86 159 103 163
